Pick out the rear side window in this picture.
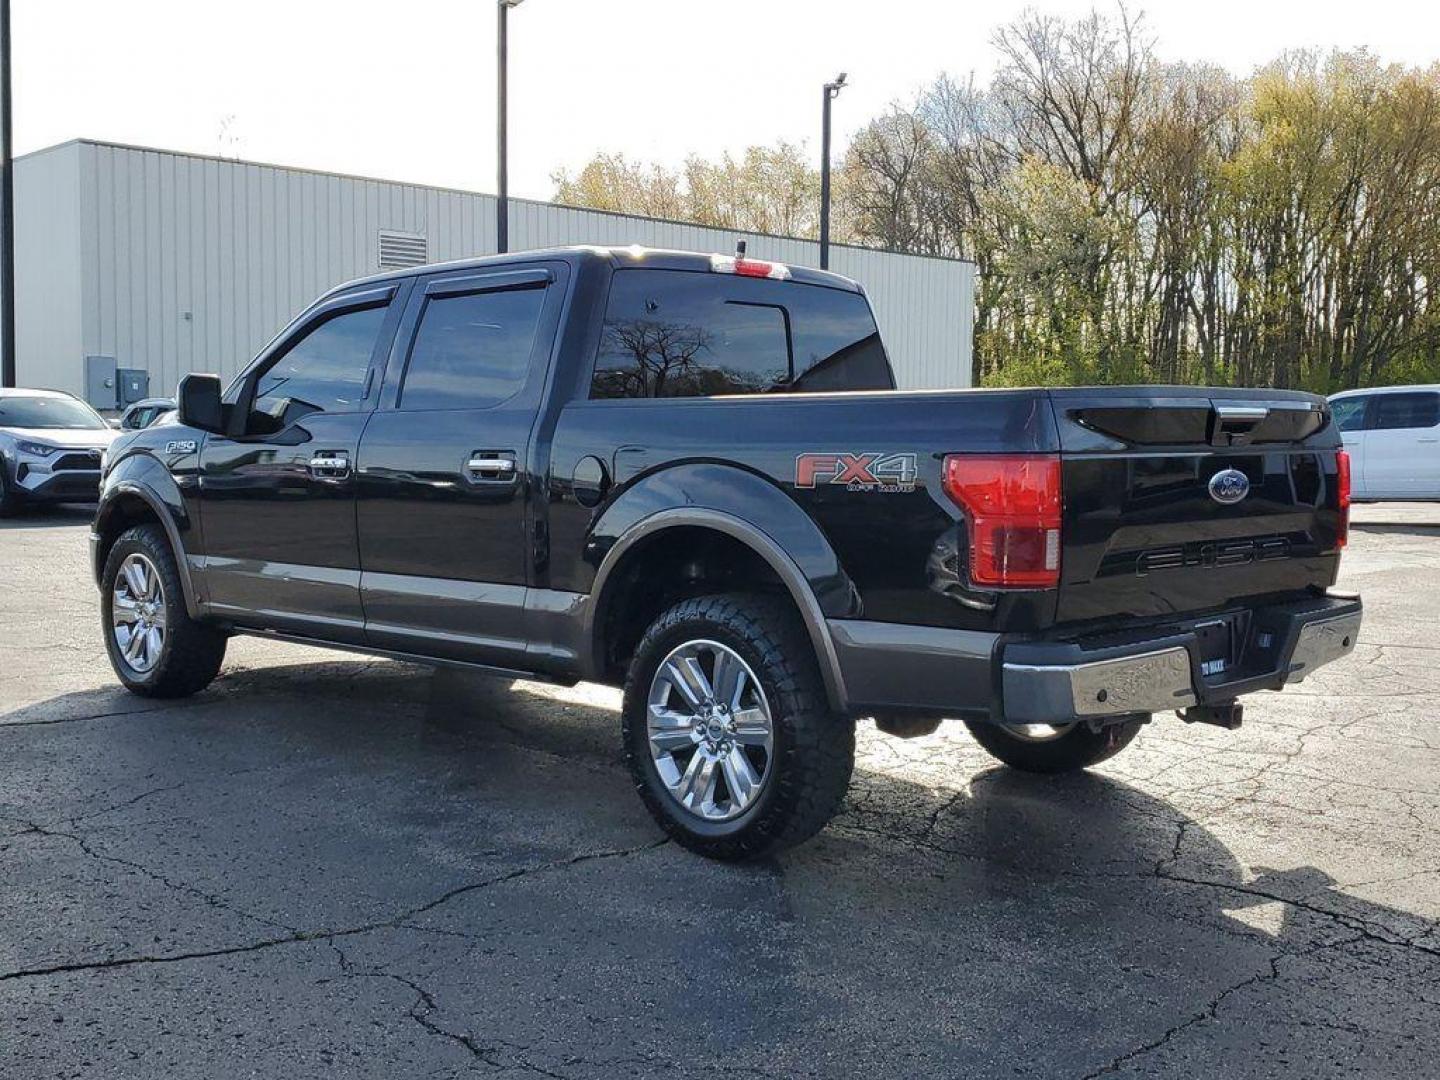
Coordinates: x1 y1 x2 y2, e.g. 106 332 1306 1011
1370 392 1440 431
590 268 893 399
400 285 546 410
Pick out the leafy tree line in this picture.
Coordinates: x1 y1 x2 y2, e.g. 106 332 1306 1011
552 8 1440 391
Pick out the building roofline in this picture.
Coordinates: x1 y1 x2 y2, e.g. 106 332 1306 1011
324 245 867 299
15 137 977 269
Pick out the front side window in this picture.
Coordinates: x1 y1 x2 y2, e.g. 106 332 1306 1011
251 303 388 430
1371 392 1440 431
1331 397 1369 432
399 285 546 410
589 269 894 400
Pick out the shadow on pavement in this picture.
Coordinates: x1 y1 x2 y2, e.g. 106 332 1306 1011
22 655 1427 956
7 655 1436 1075
0 504 95 529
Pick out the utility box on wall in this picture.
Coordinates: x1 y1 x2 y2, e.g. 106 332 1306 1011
117 368 150 405
85 355 117 409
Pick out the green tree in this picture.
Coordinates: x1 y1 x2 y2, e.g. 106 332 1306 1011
554 9 1440 392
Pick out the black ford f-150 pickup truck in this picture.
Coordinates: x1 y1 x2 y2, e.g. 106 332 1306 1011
92 246 1362 858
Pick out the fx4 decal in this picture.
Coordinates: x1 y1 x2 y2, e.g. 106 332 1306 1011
795 452 919 493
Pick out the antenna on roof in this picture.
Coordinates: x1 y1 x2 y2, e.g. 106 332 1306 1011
736 239 747 259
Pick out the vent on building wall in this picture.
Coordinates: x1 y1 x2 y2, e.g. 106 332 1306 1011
378 230 428 269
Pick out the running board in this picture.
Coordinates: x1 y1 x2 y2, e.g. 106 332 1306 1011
226 626 575 686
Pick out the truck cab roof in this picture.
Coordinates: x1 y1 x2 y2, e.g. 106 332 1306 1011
325 245 866 302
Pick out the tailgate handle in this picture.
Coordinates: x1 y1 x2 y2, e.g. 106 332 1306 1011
1210 404 1269 446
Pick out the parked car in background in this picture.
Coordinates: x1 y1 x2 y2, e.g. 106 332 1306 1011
119 397 176 431
0 388 119 514
1329 385 1440 501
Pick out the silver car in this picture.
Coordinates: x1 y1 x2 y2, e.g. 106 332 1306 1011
0 388 119 515
119 397 177 431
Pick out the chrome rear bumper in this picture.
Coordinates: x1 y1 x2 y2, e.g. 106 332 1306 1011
1003 647 1197 724
1287 609 1363 682
1001 596 1362 725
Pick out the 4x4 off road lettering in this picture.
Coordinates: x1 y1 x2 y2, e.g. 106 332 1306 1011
795 452 918 492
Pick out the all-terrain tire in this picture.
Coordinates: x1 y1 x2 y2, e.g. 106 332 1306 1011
101 523 227 698
963 717 1145 774
622 592 854 860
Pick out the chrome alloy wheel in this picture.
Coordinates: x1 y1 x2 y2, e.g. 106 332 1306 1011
112 553 166 674
646 639 775 822
1001 722 1077 742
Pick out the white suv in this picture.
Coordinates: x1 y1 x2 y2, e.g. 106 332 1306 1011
0 388 119 515
1329 385 1440 501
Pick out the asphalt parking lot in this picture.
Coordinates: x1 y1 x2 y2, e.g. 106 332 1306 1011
2 505 1438 1079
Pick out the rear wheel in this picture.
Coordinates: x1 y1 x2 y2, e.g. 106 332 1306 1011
964 717 1144 774
101 524 227 698
622 593 854 860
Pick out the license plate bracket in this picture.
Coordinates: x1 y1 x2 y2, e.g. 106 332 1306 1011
1194 619 1233 678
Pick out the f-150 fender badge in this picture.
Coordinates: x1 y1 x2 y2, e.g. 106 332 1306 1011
164 439 198 455
795 452 918 493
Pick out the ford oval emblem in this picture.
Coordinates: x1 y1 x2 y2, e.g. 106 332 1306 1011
1208 468 1250 505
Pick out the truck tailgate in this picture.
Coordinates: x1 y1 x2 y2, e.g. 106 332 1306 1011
1050 388 1346 625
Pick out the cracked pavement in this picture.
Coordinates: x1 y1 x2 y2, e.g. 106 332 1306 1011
2 504 1438 1079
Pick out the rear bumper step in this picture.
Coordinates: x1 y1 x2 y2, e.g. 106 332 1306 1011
1000 595 1362 725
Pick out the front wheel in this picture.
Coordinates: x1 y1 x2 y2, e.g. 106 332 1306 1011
622 593 854 860
101 524 228 698
964 717 1145 774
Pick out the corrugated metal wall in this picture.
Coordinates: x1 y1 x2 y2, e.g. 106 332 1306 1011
13 142 84 391
18 140 974 396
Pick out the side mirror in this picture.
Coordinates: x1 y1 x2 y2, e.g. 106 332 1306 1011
177 373 224 433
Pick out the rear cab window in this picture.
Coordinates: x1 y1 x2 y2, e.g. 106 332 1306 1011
590 268 894 399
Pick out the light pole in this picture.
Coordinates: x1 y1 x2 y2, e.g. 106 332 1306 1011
1 0 14 387
819 72 846 271
496 0 525 254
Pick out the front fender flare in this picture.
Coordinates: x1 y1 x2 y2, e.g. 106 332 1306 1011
94 455 202 619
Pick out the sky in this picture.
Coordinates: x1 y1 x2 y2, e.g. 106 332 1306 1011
11 0 1440 201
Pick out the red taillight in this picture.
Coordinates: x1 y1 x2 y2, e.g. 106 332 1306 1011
942 454 1062 588
1336 449 1351 549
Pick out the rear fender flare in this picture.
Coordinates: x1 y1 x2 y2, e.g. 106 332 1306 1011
582 463 859 711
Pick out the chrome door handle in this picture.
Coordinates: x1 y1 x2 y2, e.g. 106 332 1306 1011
309 451 350 478
465 453 517 481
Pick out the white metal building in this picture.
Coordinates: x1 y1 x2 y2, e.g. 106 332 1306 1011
12 139 975 405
